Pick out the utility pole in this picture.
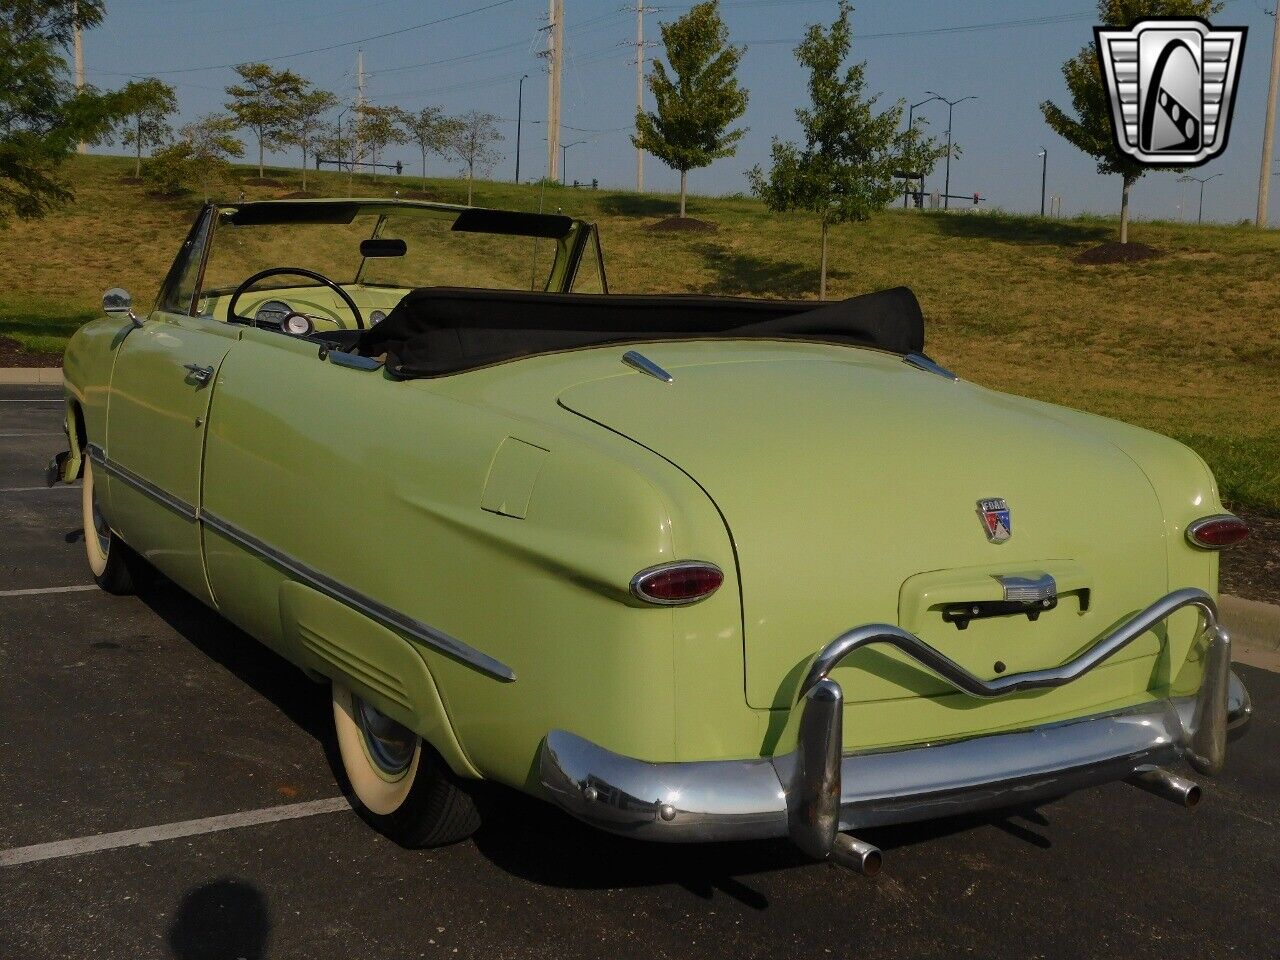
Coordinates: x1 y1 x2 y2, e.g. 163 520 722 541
515 74 529 183
632 2 651 192
1038 147 1047 216
1257 8 1280 226
904 95 941 208
926 90 976 210
1181 173 1221 224
355 49 365 165
543 0 564 182
73 0 86 154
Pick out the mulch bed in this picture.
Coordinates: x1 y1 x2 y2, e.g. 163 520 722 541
119 175 144 185
241 177 287 187
1220 508 1280 607
397 189 444 201
277 190 320 199
0 335 62 368
647 216 717 233
1075 241 1162 264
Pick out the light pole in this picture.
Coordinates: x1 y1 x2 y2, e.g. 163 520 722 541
1180 173 1222 224
1037 147 1047 216
927 91 976 209
561 139 585 185
904 95 941 207
515 73 529 184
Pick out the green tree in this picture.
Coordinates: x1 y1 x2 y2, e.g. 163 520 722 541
146 113 242 201
225 62 303 179
747 0 941 298
395 105 457 189
352 102 406 172
448 110 503 205
0 0 126 222
1041 0 1222 243
280 85 336 190
633 0 747 218
116 77 176 178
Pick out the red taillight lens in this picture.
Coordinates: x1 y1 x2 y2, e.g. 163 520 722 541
1186 514 1250 549
631 562 724 605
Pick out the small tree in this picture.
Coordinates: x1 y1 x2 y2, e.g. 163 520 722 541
395 105 457 188
747 0 940 298
449 110 503 205
280 85 336 191
633 0 747 218
225 62 304 179
352 103 406 172
0 0 127 222
117 77 176 178
1041 0 1221 244
175 113 243 201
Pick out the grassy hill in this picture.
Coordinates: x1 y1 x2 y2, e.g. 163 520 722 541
2 153 1277 515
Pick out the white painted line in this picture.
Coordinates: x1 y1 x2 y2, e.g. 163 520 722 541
0 585 98 597
0 797 351 867
0 485 79 493
0 432 62 437
0 399 62 403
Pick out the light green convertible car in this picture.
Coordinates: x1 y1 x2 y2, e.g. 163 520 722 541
54 198 1252 875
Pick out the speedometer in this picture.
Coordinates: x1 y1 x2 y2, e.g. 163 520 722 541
255 300 292 326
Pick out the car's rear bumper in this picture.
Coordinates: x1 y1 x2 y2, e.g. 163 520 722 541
539 588 1250 858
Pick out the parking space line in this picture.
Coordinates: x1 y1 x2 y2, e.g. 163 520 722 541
0 797 351 867
0 585 98 597
0 432 62 437
0 399 63 403
0 485 79 493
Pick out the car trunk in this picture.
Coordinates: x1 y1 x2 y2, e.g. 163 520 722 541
559 352 1171 713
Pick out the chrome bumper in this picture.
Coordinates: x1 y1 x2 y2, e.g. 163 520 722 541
540 588 1250 858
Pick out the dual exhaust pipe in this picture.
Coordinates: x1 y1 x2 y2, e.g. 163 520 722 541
824 766 1198 879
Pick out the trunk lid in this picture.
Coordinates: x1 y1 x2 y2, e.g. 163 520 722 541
559 349 1169 710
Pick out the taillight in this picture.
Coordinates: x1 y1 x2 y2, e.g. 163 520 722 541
1186 514 1250 549
630 561 724 605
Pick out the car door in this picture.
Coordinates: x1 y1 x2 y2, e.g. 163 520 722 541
103 206 238 606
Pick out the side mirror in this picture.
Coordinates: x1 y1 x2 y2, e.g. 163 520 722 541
103 288 143 327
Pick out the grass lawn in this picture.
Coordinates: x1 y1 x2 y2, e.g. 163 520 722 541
1 154 1277 514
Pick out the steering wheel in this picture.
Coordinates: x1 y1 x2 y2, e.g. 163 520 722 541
226 267 365 331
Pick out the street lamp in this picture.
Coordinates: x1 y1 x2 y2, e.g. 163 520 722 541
515 74 529 184
561 139 585 185
1037 147 1047 217
904 95 942 207
1179 172 1222 224
926 90 977 209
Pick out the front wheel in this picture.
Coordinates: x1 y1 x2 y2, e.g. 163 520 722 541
332 683 480 847
81 458 146 595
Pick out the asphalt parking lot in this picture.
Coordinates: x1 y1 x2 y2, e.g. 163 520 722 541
2 382 1278 960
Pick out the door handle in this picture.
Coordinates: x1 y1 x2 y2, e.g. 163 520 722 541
183 363 214 385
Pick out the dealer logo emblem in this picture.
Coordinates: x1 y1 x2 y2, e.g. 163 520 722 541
1095 17 1246 167
977 498 1012 544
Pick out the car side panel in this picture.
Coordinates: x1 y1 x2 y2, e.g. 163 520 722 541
199 331 698 788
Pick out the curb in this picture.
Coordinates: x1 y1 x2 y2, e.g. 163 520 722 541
1221 594 1280 652
0 367 63 385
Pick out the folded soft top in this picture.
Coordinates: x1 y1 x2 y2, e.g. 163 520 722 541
358 286 926 378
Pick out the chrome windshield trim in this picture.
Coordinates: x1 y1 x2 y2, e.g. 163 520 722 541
621 350 674 383
903 352 959 380
200 510 516 683
85 443 198 522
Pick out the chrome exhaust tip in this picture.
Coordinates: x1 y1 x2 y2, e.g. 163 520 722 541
830 833 882 877
1127 767 1202 809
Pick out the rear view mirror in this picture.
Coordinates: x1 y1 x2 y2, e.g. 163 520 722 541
359 238 407 258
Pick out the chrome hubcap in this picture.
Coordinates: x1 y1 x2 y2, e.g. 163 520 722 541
354 696 417 778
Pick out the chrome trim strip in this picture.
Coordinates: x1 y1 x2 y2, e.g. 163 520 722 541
85 443 198 522
200 510 516 683
327 351 383 371
621 350 674 383
903 352 959 380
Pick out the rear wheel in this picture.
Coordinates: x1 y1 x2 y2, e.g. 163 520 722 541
332 683 480 847
81 458 145 595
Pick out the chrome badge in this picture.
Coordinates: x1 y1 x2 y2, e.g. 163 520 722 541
977 498 1011 544
1095 18 1246 167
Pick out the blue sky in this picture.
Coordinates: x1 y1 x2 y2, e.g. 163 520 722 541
81 0 1280 224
